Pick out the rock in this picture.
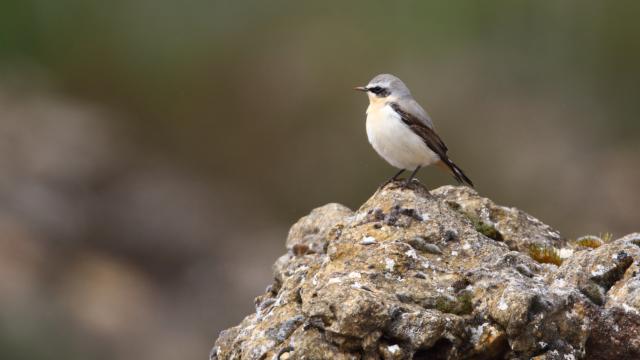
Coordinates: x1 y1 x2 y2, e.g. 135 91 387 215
286 203 353 254
551 236 640 306
211 182 640 359
406 236 442 254
432 186 564 252
586 307 640 360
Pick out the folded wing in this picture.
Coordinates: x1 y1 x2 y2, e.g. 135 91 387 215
389 102 474 187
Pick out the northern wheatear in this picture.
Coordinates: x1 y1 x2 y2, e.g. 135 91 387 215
355 73 473 188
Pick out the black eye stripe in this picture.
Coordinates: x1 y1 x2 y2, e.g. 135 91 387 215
368 86 390 97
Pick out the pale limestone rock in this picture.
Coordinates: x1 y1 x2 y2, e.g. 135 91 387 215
212 183 640 359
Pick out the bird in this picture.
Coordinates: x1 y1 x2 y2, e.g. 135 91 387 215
354 73 473 189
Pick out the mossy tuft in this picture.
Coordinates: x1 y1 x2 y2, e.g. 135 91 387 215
473 220 503 241
576 236 603 249
528 244 563 266
460 211 504 241
434 292 473 315
575 233 613 249
601 232 613 243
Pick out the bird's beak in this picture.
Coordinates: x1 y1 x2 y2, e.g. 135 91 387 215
353 86 368 92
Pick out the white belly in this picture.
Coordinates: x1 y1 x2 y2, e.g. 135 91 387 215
365 104 440 170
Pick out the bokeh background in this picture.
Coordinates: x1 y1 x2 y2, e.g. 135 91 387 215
1 1 639 359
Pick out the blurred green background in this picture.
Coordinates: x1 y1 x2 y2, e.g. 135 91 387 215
1 1 638 359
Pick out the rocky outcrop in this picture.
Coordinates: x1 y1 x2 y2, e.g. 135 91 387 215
211 183 640 360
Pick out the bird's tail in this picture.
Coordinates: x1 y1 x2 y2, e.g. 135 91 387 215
438 160 474 188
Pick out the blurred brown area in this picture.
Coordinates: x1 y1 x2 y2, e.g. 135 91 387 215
0 1 638 359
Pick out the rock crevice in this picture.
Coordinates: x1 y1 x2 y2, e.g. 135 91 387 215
212 184 640 360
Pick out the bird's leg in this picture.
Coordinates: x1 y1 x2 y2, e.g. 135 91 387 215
402 166 421 187
379 169 405 189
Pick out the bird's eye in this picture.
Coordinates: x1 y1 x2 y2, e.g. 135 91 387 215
368 86 389 97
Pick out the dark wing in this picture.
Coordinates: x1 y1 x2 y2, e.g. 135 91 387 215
389 102 474 187
389 102 448 158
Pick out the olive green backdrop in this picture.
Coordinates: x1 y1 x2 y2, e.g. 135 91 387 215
0 1 638 359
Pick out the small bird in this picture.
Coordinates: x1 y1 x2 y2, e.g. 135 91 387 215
355 74 473 188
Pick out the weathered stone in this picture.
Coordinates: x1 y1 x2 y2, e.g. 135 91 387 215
432 186 564 252
606 233 640 311
586 307 640 360
212 182 640 359
552 236 640 309
286 203 353 254
406 236 442 254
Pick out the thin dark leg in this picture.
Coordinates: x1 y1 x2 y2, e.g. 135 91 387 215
391 169 405 181
379 169 405 189
402 166 421 187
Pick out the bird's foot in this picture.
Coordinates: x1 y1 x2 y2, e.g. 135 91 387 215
379 177 429 194
400 177 419 188
377 179 394 190
379 178 414 190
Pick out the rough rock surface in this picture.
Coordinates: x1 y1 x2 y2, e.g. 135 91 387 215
211 183 640 360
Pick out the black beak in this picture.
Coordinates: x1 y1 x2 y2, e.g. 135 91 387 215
353 86 368 92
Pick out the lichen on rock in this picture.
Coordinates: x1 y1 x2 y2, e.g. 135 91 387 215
211 184 640 360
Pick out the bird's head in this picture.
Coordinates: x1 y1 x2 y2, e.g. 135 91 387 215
354 74 411 103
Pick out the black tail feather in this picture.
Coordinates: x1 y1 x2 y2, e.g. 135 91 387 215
445 160 474 188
